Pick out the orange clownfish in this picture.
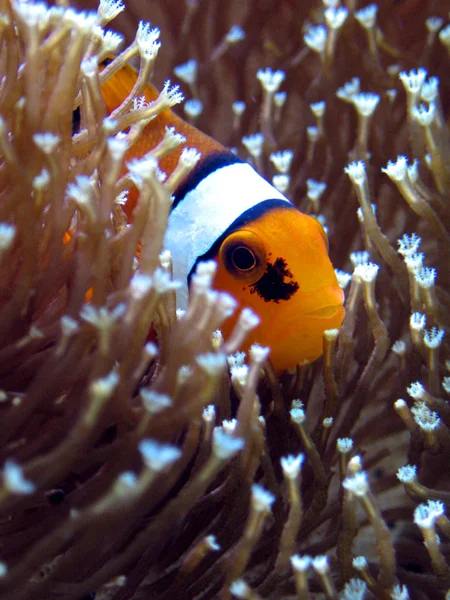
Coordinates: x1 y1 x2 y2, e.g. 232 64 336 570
101 64 345 372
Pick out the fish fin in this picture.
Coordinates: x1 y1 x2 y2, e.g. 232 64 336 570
99 58 226 211
100 61 159 114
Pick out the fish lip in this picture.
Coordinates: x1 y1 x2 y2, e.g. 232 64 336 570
302 304 344 318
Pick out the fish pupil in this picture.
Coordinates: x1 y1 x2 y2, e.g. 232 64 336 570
231 246 256 271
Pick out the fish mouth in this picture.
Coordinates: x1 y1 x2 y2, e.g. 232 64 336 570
303 304 343 319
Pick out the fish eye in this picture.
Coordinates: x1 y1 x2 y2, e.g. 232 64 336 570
231 246 256 271
220 230 267 283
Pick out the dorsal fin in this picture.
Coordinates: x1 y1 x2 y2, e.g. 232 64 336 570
102 64 224 167
101 62 160 113
99 61 227 218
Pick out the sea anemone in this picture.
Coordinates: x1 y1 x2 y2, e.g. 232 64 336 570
0 0 449 599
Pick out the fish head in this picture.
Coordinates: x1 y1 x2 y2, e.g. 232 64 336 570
212 205 345 371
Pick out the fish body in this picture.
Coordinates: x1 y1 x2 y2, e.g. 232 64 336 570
101 65 345 371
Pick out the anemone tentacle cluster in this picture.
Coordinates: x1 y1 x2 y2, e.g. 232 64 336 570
0 0 448 598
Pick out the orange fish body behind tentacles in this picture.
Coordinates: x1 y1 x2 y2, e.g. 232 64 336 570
101 65 345 372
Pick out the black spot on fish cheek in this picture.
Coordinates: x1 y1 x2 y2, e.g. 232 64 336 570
249 257 299 303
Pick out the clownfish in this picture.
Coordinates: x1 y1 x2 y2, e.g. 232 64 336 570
100 64 345 372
